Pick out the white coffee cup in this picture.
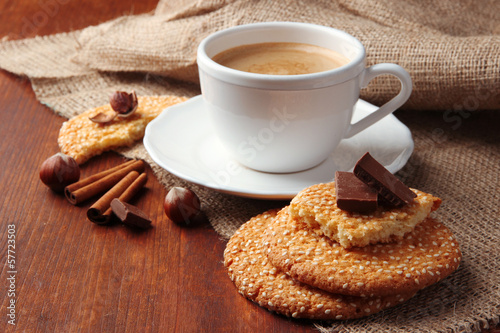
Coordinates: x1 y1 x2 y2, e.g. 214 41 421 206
197 22 412 173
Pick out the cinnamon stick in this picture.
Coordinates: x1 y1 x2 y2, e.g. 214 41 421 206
65 159 145 205
65 159 135 196
103 172 148 216
87 171 140 224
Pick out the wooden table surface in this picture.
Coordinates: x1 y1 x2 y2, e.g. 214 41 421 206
0 1 498 332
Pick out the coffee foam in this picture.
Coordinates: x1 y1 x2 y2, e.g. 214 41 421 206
212 42 349 75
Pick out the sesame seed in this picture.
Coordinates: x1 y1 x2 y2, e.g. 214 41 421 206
336 315 343 319
317 304 324 309
343 283 348 289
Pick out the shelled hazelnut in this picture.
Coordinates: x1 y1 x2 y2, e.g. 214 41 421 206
89 90 138 123
110 90 138 117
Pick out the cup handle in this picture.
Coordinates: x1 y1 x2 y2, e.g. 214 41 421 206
344 63 412 138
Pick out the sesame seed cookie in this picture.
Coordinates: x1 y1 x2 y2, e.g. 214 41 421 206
264 208 461 297
224 209 416 320
58 96 188 164
289 182 442 248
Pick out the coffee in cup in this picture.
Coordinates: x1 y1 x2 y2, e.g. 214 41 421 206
211 42 350 75
197 22 412 173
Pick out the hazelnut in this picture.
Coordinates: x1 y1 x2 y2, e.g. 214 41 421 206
90 90 139 123
110 90 138 117
164 187 201 225
39 153 80 193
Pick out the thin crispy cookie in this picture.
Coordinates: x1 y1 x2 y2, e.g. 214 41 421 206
58 96 188 164
289 182 442 248
264 208 461 297
224 209 415 320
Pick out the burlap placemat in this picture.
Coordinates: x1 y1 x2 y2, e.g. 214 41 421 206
0 0 498 331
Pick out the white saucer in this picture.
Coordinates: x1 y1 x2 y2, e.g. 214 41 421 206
144 95 414 200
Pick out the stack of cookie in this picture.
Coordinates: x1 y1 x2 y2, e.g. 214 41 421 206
224 153 461 320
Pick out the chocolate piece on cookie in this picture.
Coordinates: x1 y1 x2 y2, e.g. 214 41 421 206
354 152 417 207
58 96 188 164
264 208 461 297
335 171 378 213
289 182 441 248
224 209 415 320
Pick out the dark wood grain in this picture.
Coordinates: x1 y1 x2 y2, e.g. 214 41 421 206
0 1 497 333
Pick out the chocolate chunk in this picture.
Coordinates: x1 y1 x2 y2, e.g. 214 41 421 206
110 198 152 229
353 152 416 207
335 171 378 213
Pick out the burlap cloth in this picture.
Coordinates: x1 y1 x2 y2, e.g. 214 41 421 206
1 0 498 331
